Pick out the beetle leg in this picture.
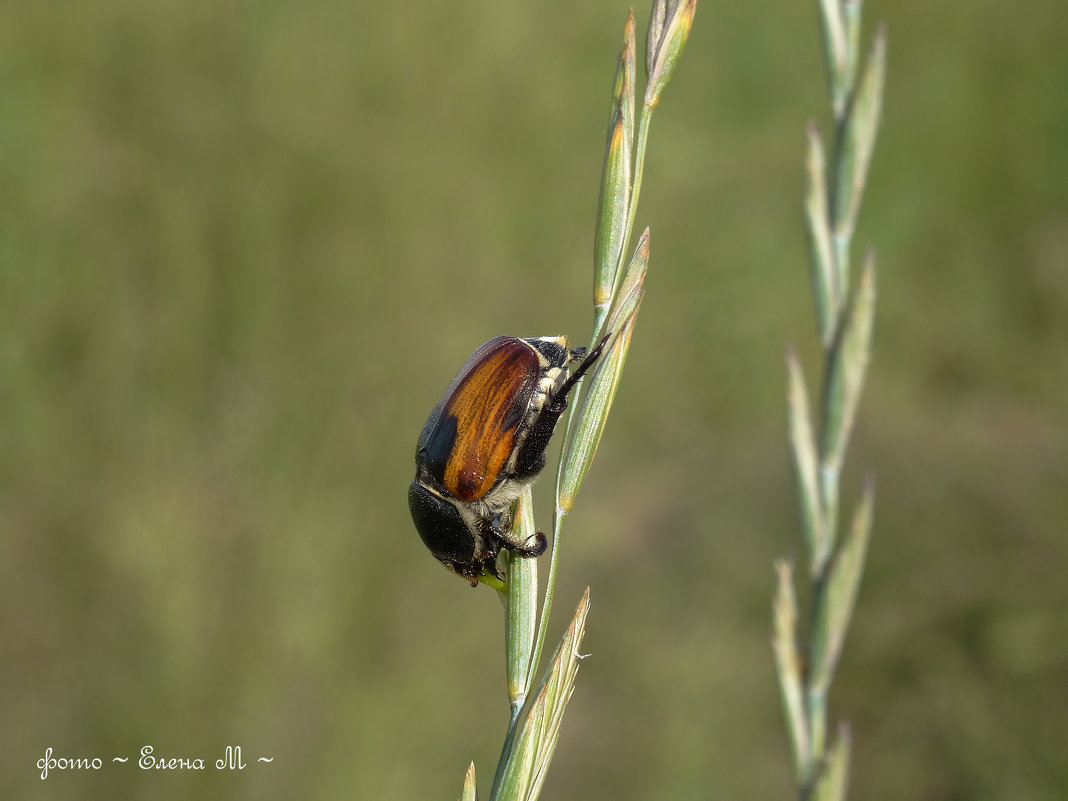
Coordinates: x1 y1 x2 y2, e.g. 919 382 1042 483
523 531 549 556
471 531 506 581
494 527 547 557
512 333 611 477
513 418 555 478
549 333 610 414
511 451 545 481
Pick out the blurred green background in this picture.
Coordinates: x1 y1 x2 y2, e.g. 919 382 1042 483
2 0 1066 799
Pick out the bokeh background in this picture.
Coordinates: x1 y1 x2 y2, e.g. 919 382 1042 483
2 0 1066 799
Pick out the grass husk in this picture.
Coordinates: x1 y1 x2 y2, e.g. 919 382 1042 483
775 3 886 799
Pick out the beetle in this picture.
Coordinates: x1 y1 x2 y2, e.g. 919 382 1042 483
408 334 608 585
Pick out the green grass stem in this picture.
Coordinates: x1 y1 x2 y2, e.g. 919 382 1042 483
472 3 696 798
776 2 885 799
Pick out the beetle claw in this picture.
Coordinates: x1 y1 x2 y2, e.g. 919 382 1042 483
483 553 505 581
529 531 548 556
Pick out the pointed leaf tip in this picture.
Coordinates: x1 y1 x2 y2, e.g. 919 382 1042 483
810 482 874 694
837 25 887 238
460 761 477 801
644 0 697 109
821 249 876 475
812 723 852 801
803 122 837 342
646 0 668 78
773 561 811 779
593 109 632 310
786 348 826 571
